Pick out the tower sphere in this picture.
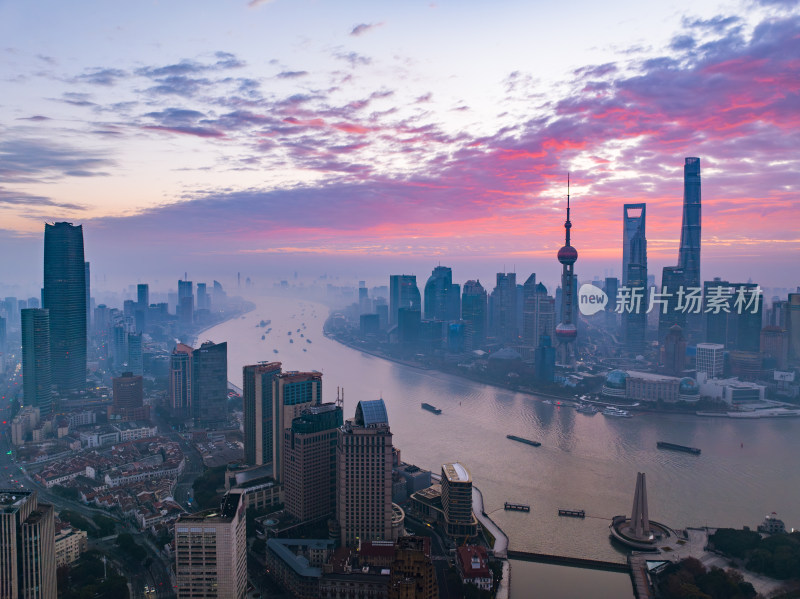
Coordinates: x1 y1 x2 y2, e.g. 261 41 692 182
557 245 578 265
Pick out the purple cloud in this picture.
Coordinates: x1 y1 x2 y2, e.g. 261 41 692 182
350 22 383 37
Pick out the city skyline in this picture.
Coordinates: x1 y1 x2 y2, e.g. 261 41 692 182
0 1 798 289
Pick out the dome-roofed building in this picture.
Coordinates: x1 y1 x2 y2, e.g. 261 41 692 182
602 370 629 398
678 377 700 401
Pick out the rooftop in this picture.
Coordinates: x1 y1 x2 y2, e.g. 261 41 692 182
355 399 389 427
443 462 470 483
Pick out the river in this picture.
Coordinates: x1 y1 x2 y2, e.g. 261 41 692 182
203 294 800 598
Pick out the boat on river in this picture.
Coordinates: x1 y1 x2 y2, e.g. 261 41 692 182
506 435 541 447
657 441 701 455
603 407 632 418
421 403 442 414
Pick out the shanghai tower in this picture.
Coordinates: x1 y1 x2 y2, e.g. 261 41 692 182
43 222 87 394
678 157 701 287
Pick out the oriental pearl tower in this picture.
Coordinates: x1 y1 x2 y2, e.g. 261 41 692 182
555 176 578 366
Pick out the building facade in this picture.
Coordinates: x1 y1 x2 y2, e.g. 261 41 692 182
336 400 394 547
272 371 322 482
192 341 227 429
0 490 56 599
284 404 343 522
243 362 282 466
174 492 247 599
170 343 193 417
389 275 421 327
21 309 53 416
42 222 87 394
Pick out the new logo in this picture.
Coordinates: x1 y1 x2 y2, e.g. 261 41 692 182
578 283 608 315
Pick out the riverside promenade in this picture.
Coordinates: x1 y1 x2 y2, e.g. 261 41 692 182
473 485 510 599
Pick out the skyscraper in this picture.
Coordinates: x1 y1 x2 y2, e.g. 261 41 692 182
243 362 282 466
0 490 56 599
389 275 421 326
555 182 578 365
489 272 517 344
43 222 86 394
658 266 686 343
178 279 194 327
336 399 394 547
461 280 487 350
84 262 91 333
423 266 460 322
192 341 228 429
174 492 247 599
622 204 647 351
678 157 702 288
272 371 322 482
127 332 143 375
622 204 646 286
283 403 343 522
136 284 149 332
21 309 53 417
113 372 144 413
170 343 193 417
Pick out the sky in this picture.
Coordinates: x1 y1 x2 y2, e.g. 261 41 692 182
1 0 799 294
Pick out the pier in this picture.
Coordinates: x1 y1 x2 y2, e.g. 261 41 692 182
558 508 586 518
504 502 530 512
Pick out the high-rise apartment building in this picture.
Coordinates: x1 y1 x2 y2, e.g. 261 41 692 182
389 275 421 326
243 362 282 466
0 490 56 599
21 309 53 417
283 403 343 522
170 343 193 417
423 266 460 322
696 343 724 378
43 222 87 394
192 341 228 429
174 492 247 599
336 399 394 547
272 371 322 481
461 280 487 350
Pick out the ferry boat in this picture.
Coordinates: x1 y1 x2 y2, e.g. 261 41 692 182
421 403 442 414
602 407 632 418
506 434 541 447
576 404 599 415
657 441 701 455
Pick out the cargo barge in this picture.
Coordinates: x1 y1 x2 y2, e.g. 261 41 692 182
506 435 541 447
657 441 701 455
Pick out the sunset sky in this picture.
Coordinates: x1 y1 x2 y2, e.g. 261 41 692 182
1 0 798 293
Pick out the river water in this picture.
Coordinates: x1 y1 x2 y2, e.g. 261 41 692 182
203 294 800 598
